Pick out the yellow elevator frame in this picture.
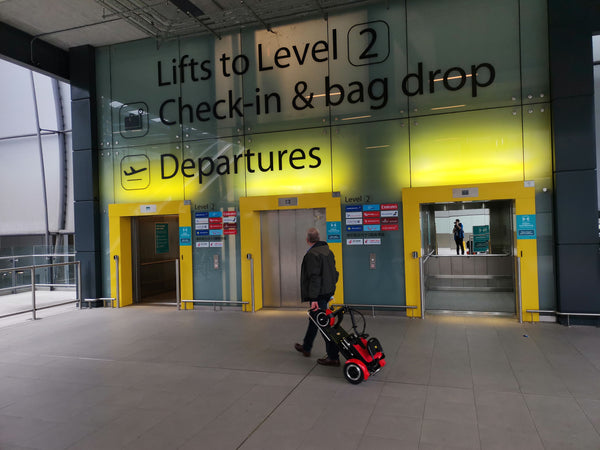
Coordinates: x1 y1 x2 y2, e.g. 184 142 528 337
108 201 193 308
240 192 344 312
402 181 540 321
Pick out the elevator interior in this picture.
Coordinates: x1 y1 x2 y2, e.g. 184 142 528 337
131 215 180 304
420 200 517 314
260 208 326 308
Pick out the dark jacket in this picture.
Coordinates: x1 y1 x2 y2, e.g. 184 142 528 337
453 223 464 240
300 241 339 302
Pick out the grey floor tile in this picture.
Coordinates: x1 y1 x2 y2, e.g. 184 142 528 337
475 391 537 432
363 412 422 443
578 397 600 433
420 418 480 449
478 424 544 450
358 435 419 450
0 414 59 448
424 386 477 426
525 394 600 449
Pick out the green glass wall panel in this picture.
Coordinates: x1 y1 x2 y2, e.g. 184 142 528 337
341 220 406 306
332 119 410 199
191 215 242 301
99 150 115 297
328 1 408 123
522 101 555 309
179 34 244 140
96 47 113 153
331 120 408 305
109 39 182 148
113 143 185 204
240 19 331 134
519 0 550 104
406 0 520 115
182 138 246 206
244 128 332 197
410 107 524 187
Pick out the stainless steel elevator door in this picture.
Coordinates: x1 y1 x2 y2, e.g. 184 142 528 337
260 208 326 308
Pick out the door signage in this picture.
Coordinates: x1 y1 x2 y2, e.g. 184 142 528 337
472 225 490 252
343 202 400 244
517 215 536 240
155 223 169 254
179 226 192 246
326 221 342 243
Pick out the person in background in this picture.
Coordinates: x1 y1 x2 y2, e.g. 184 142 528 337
453 219 465 255
294 227 340 366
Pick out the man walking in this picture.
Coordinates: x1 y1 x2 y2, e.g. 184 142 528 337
294 227 340 366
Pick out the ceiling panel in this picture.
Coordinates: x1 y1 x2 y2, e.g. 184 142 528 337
0 0 382 50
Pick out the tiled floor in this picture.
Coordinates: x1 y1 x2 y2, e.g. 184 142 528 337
1 305 600 449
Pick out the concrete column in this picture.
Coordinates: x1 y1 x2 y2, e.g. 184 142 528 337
70 45 101 300
548 0 600 316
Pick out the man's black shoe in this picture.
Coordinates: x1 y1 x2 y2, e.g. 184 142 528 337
294 343 310 357
317 357 340 367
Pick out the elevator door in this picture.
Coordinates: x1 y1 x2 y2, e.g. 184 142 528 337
421 200 516 314
132 215 180 304
261 208 326 308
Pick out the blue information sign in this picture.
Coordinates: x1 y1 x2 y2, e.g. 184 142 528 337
179 226 192 246
363 204 380 211
345 205 363 212
517 215 536 240
326 221 342 243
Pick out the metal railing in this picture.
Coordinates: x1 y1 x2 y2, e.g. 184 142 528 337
525 309 600 326
0 261 81 320
1 252 76 295
330 303 417 318
178 298 249 311
516 256 522 323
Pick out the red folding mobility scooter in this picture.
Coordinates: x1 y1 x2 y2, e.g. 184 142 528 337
309 305 386 384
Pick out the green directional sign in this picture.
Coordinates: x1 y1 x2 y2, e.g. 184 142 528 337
473 225 489 253
155 223 169 254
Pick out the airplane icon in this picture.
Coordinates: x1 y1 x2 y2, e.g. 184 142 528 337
123 166 148 177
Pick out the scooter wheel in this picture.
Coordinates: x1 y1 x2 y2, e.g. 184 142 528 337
315 311 330 328
344 361 365 385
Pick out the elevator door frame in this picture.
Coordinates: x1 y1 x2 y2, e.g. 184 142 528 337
240 192 343 312
402 181 540 321
108 201 193 308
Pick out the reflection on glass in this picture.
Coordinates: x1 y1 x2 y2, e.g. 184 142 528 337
406 0 521 114
410 107 523 187
332 120 410 201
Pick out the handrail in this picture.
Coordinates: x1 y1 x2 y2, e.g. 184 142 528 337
175 258 180 309
179 299 249 312
526 309 600 326
114 255 120 308
330 303 417 318
0 261 81 321
140 259 178 266
422 249 435 264
516 256 522 323
0 261 79 271
0 253 75 262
